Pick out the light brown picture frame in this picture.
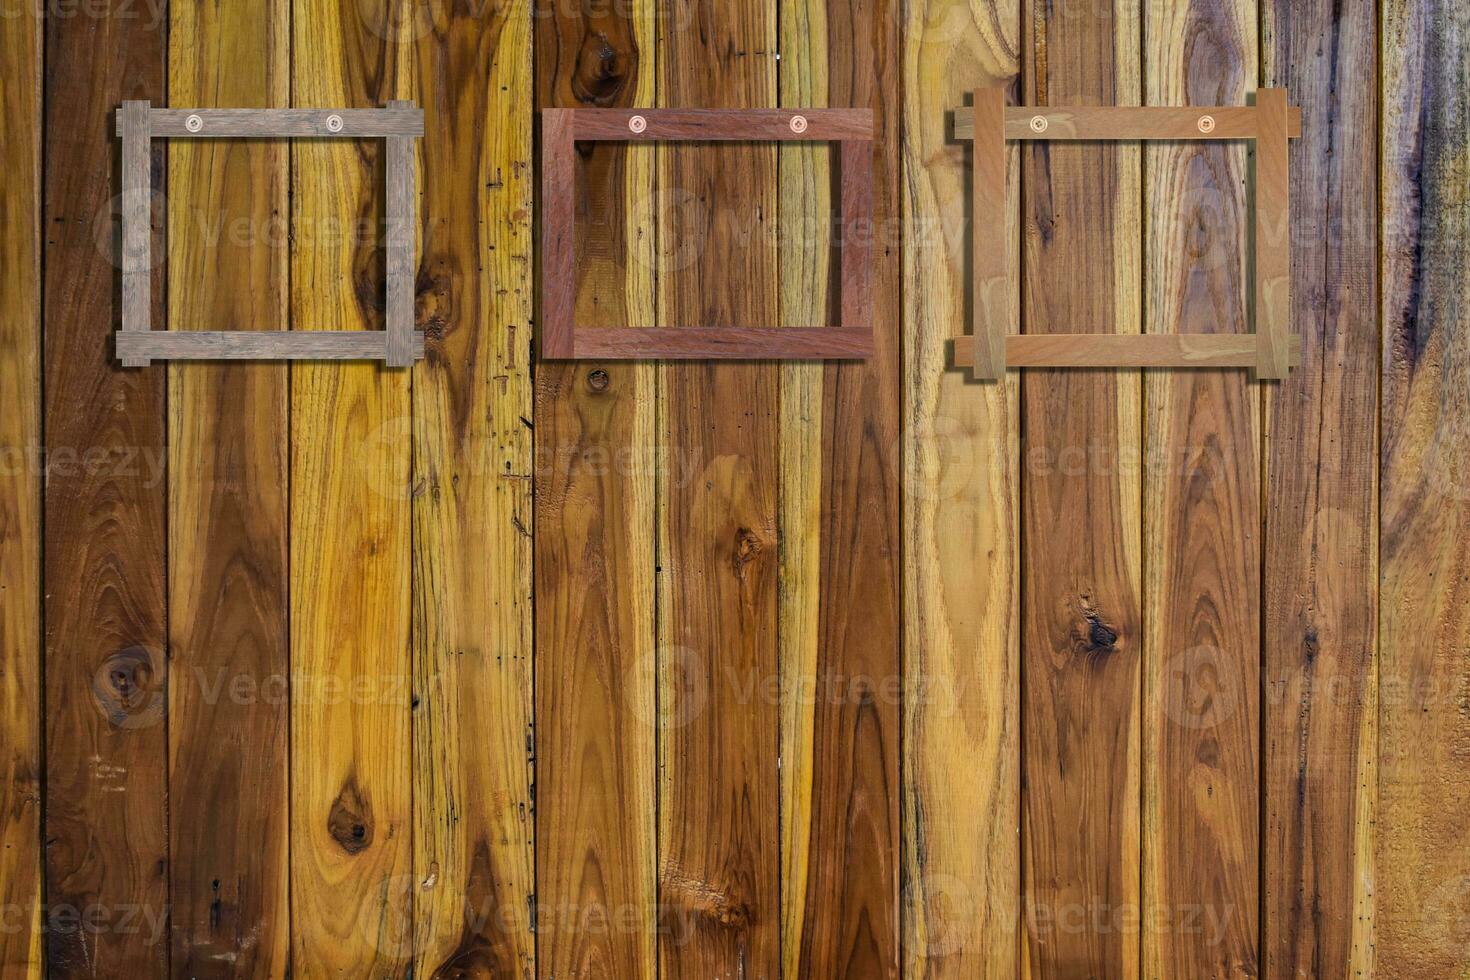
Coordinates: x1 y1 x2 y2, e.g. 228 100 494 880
953 86 1302 379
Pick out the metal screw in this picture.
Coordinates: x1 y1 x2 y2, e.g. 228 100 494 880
326 113 345 133
1197 114 1216 134
789 114 809 135
629 114 648 134
185 114 203 133
1029 115 1048 134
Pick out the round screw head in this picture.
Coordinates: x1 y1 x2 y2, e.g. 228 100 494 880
628 114 648 134
1197 114 1216 134
789 114 809 134
325 113 345 133
184 113 203 133
1029 114 1048 133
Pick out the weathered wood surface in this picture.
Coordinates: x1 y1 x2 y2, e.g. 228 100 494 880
165 0 291 974
145 106 424 137
1379 0 1470 974
1019 0 1143 973
43 0 169 973
288 0 413 972
566 327 872 359
1143 0 1261 974
0 0 42 973
1253 88 1291 378
1261 0 1378 975
534 0 659 975
656 0 782 975
408 0 535 973
116 330 425 361
901 0 1020 974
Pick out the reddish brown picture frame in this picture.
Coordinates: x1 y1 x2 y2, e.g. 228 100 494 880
540 107 874 360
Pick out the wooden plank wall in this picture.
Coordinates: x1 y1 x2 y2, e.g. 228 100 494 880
9 0 1470 976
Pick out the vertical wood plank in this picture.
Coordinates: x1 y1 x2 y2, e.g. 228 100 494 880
970 86 1007 380
1261 0 1378 974
289 0 413 972
409 0 535 974
0 0 42 972
43 0 169 971
166 0 291 973
900 0 1020 974
780 0 901 973
1379 0 1470 974
656 1 781 975
1143 1 1261 974
1019 0 1142 973
1253 88 1290 379
533 0 659 975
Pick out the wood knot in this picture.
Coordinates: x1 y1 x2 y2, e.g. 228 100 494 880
731 527 763 577
91 646 164 729
587 369 610 393
328 780 373 855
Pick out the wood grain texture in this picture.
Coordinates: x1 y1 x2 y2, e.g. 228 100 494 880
289 0 413 972
900 0 1020 974
1261 0 1378 974
568 327 871 359
656 0 781 975
383 104 415 369
534 0 659 975
1143 2 1261 975
165 0 291 974
118 101 153 365
408 1 535 974
0 0 41 972
779 0 900 973
1379 0 1470 974
43 0 169 972
1019 0 1142 974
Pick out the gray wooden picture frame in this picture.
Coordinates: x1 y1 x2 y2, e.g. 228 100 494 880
113 100 426 367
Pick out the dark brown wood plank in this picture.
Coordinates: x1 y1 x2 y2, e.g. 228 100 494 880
1378 0 1470 974
534 0 659 975
1019 0 1143 974
1142 2 1261 972
164 0 291 973
656 0 782 975
408 0 536 973
43 0 169 973
779 0 900 973
0 0 42 971
1261 0 1378 974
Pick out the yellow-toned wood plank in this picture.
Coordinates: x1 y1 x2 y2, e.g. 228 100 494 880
0 0 41 973
532 0 659 974
1143 2 1260 975
289 0 413 973
901 0 1020 975
409 0 535 974
1379 0 1470 973
776 0 826 974
1260 0 1379 974
167 0 291 973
